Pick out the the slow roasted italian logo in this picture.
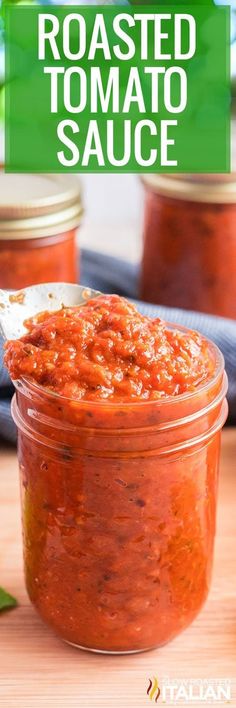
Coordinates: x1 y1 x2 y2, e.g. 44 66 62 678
147 677 161 702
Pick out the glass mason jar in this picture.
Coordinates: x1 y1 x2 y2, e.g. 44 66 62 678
12 332 227 654
0 174 83 290
140 174 236 319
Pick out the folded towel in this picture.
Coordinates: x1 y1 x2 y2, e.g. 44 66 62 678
1 247 235 444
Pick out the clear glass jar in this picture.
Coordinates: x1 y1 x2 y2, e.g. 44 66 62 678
0 174 83 289
140 174 236 319
12 333 228 654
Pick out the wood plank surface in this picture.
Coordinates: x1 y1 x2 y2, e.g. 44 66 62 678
0 430 235 708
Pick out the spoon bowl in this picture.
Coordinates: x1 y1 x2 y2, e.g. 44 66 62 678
0 283 101 340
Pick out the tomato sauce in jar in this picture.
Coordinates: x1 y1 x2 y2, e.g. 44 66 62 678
5 295 228 653
140 174 236 319
0 174 83 289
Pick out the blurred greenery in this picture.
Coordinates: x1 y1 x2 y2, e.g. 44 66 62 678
0 0 30 24
0 0 35 122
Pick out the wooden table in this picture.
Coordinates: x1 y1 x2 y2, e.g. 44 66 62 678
0 430 235 708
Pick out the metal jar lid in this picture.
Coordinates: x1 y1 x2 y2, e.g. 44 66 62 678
0 174 83 240
141 174 236 204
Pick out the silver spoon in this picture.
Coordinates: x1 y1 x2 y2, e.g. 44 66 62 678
0 283 101 340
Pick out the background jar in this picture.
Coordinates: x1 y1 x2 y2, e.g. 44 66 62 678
140 174 236 319
0 174 83 290
12 334 227 654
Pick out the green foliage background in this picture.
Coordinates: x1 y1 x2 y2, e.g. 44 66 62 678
0 0 35 123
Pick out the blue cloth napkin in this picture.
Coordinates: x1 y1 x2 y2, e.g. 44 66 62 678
1 247 235 444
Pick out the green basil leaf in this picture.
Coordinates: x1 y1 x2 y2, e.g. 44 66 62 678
0 587 17 612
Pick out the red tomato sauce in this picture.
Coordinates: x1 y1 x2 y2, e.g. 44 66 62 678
5 295 227 652
5 295 214 401
0 230 78 290
141 186 236 319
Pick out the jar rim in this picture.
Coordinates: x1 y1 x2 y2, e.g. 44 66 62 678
0 174 83 240
12 325 227 456
14 324 225 410
12 393 228 458
141 174 236 204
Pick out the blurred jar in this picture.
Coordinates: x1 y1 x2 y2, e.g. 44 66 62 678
140 174 236 319
0 174 83 290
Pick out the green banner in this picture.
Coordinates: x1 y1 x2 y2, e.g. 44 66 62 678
5 4 230 173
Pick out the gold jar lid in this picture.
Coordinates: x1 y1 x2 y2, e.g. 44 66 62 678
141 174 236 204
0 174 83 240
